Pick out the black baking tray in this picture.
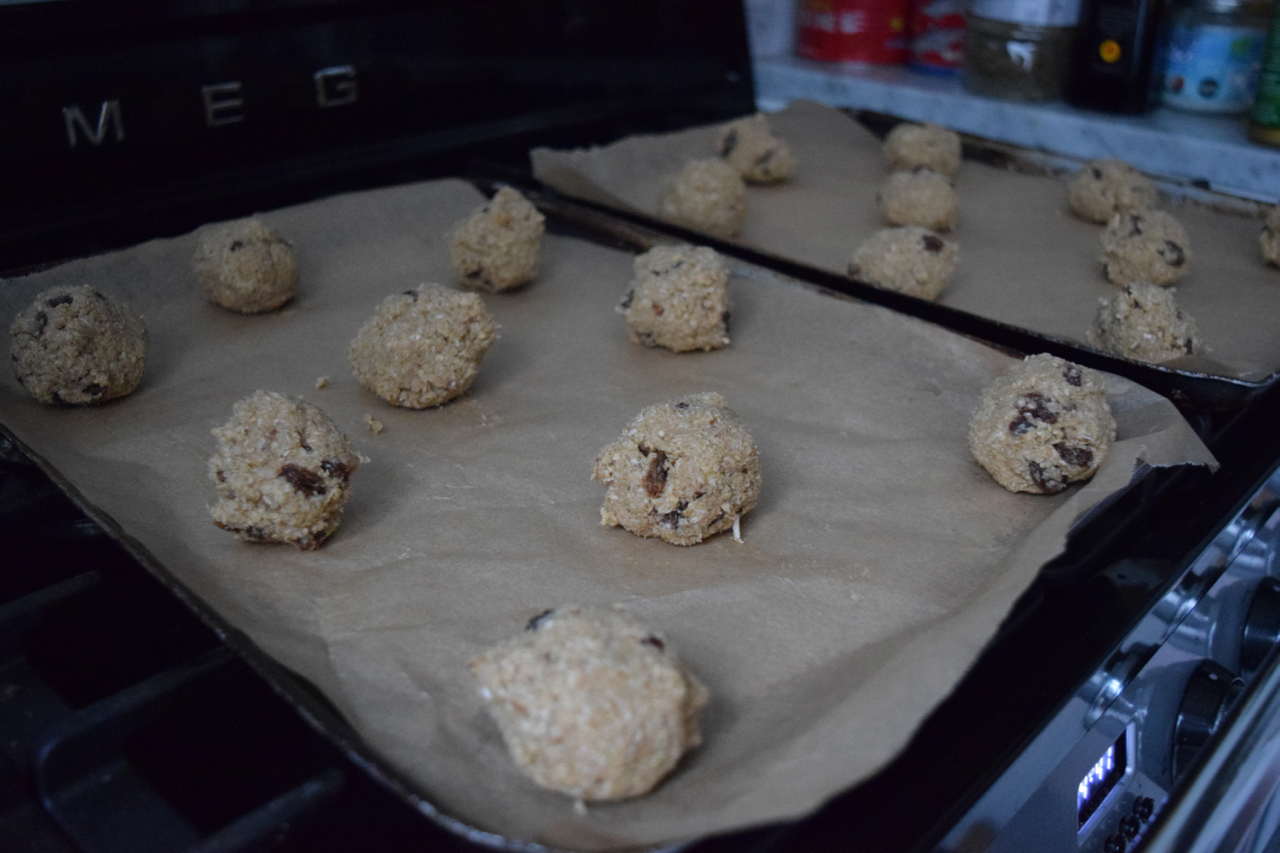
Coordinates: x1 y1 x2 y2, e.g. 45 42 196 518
519 118 1277 417
0 215 1269 852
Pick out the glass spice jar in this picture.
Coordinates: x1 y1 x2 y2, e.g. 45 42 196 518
1162 0 1270 114
963 0 1085 100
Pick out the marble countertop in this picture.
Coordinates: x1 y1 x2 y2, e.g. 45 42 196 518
754 55 1280 202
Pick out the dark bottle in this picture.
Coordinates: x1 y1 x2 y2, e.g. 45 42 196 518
1249 1 1280 144
1065 0 1167 112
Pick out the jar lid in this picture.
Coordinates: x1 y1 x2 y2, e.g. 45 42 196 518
1202 0 1270 14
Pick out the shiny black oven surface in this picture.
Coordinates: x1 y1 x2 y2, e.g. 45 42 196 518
0 451 479 852
0 0 754 271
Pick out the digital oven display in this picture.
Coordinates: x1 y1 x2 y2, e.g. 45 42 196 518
1078 730 1129 829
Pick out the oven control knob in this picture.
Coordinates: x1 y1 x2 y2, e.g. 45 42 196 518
1119 813 1141 839
1172 659 1244 782
1104 832 1127 853
1241 577 1280 678
1133 795 1155 822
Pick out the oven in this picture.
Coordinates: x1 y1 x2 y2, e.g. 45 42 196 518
4 3 1280 852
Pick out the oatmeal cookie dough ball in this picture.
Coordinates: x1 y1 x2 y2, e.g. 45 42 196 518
1068 159 1158 224
968 354 1116 495
448 187 546 292
592 392 760 546
1088 280 1203 364
208 390 363 549
347 284 497 409
849 226 958 301
469 605 709 801
619 244 730 352
878 168 958 231
715 113 797 184
659 158 749 238
10 284 147 405
1260 203 1280 267
1101 210 1192 287
883 122 962 178
192 218 299 314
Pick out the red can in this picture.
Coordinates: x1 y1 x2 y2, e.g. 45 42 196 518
910 0 968 73
795 0 911 65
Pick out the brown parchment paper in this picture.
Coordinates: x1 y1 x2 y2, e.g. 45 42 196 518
532 99 1280 383
0 178 1215 851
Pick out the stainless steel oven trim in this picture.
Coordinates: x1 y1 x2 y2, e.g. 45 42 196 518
1138 642 1280 853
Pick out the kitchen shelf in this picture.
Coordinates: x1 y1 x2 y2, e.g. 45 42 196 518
754 54 1280 201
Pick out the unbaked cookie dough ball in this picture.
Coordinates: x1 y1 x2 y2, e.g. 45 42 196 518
878 168 957 231
659 158 749 238
10 284 147 405
848 226 959 301
449 187 546 292
968 354 1115 495
347 284 497 409
192 218 299 314
1101 210 1192 287
1088 280 1203 364
883 122 962 178
208 390 363 549
592 392 760 546
1067 159 1158 224
619 244 730 352
469 605 709 801
1260 203 1280 267
716 113 797 184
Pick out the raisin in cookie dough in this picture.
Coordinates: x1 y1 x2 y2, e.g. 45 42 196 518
592 392 760 546
716 113 797 184
659 158 749 238
968 354 1116 495
448 186 546 292
1101 210 1192 287
619 244 730 352
469 605 709 801
192 218 299 314
883 122 962 178
848 226 958 301
877 168 958 232
1261 203 1280 268
347 284 497 409
10 284 147 405
208 390 364 549
1067 159 1158 224
1089 280 1204 364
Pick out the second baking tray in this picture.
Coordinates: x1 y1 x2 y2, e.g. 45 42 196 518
530 100 1280 412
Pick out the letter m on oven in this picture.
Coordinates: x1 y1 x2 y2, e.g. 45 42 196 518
62 100 124 148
